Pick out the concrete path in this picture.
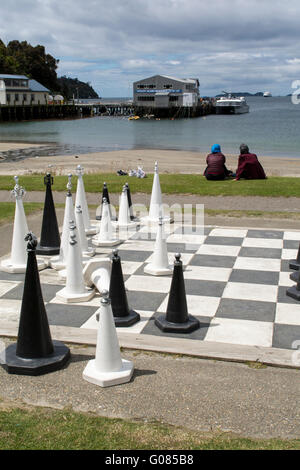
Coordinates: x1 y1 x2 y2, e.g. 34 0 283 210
0 338 299 440
0 195 300 441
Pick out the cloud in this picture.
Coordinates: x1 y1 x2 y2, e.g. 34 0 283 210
1 0 300 95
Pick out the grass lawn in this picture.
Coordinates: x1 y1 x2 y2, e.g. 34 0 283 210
0 202 44 225
0 405 299 450
0 174 300 197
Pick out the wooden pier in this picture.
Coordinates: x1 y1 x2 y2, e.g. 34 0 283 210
0 103 79 122
0 99 215 122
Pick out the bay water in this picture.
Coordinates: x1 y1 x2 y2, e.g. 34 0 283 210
0 96 299 161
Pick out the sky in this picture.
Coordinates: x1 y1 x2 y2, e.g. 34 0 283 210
1 0 300 97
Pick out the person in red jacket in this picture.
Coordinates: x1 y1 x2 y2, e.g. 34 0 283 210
235 144 267 181
204 144 234 180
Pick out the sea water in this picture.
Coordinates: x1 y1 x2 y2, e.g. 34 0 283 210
0 96 299 161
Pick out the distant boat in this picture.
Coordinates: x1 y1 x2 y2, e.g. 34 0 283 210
215 93 249 114
263 91 272 97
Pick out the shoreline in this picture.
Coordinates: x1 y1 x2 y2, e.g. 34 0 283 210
0 142 300 176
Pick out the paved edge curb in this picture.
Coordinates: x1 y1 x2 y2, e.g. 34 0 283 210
0 322 298 370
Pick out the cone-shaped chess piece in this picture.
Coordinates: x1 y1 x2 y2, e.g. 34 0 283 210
82 290 134 387
289 244 300 271
83 257 111 293
155 253 200 333
96 182 117 221
144 217 172 276
287 269 300 300
125 182 138 221
75 165 97 235
117 185 139 229
36 172 61 255
109 249 140 327
2 232 70 375
50 174 75 270
1 177 46 273
92 198 120 247
75 205 95 257
55 221 95 303
141 162 172 224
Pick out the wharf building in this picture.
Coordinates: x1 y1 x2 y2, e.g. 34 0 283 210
133 75 211 118
0 74 78 122
0 74 50 105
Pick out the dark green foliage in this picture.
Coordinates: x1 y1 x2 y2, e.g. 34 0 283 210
0 38 99 98
1 39 59 91
57 76 99 99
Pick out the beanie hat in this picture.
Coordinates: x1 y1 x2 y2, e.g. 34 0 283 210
211 144 221 153
240 144 249 154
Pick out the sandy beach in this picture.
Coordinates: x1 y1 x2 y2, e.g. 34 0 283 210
0 142 300 176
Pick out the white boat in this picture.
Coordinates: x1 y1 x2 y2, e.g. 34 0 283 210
215 94 249 114
263 91 272 97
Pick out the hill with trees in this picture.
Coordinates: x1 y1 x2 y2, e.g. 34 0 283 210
57 76 99 100
0 39 99 99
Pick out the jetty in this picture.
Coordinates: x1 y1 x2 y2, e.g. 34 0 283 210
0 98 215 122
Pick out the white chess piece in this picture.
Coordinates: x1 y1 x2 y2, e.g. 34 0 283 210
75 165 97 235
50 174 75 270
92 198 120 246
82 290 134 387
55 221 95 303
144 216 172 275
141 161 173 224
75 204 95 256
1 176 45 273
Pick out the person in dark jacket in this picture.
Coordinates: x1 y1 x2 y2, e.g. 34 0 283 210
235 144 267 181
204 144 234 180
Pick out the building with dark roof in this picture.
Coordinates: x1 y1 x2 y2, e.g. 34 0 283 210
0 74 50 105
133 75 200 109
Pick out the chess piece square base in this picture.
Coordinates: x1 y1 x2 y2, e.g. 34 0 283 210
82 358 133 387
82 248 96 257
2 341 70 376
289 260 300 270
290 271 298 283
286 285 300 301
36 244 60 256
0 257 46 273
144 264 172 276
55 287 95 303
85 227 98 236
155 314 200 333
92 238 121 247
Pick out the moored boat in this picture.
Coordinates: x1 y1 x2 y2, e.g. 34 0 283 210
215 94 249 114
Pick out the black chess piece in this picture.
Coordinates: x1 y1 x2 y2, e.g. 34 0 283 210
96 182 117 221
287 268 300 301
125 182 137 221
2 232 70 375
36 173 60 255
155 253 200 333
109 249 140 327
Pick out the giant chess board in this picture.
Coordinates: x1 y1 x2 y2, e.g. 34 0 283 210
1 221 300 351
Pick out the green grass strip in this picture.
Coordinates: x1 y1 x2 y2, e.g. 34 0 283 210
0 406 299 450
0 202 44 225
0 174 300 197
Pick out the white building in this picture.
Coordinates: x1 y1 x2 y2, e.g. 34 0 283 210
0 74 50 105
133 75 200 109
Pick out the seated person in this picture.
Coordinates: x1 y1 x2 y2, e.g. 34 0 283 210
235 144 266 181
204 144 233 180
